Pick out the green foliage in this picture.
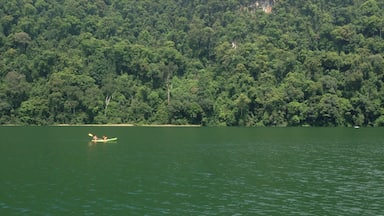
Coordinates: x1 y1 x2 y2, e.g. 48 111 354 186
0 0 383 126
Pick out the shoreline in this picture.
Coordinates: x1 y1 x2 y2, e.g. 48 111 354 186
1 124 201 127
56 124 201 127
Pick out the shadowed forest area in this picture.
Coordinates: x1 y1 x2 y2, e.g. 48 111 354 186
0 0 383 126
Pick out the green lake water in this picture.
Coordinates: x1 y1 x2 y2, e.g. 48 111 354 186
0 127 383 215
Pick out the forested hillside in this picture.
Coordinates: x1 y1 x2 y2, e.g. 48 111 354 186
0 0 383 126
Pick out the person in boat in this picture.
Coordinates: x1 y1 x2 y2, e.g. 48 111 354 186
93 135 98 141
102 135 108 140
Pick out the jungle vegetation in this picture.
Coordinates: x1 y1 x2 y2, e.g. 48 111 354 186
0 0 383 126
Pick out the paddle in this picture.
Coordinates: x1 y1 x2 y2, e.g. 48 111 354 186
88 133 94 137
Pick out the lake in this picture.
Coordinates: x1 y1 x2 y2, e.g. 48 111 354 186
0 127 383 215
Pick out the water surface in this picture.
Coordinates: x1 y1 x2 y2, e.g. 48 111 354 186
0 127 383 215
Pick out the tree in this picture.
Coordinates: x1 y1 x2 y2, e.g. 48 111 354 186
234 93 251 125
18 97 49 125
315 94 352 126
3 71 30 110
47 70 97 123
10 32 31 53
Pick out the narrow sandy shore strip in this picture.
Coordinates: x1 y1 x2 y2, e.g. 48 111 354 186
55 124 201 127
56 124 134 126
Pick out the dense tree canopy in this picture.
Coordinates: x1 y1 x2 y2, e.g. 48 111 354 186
0 0 383 126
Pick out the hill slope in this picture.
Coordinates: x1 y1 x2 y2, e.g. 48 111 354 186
0 0 383 126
